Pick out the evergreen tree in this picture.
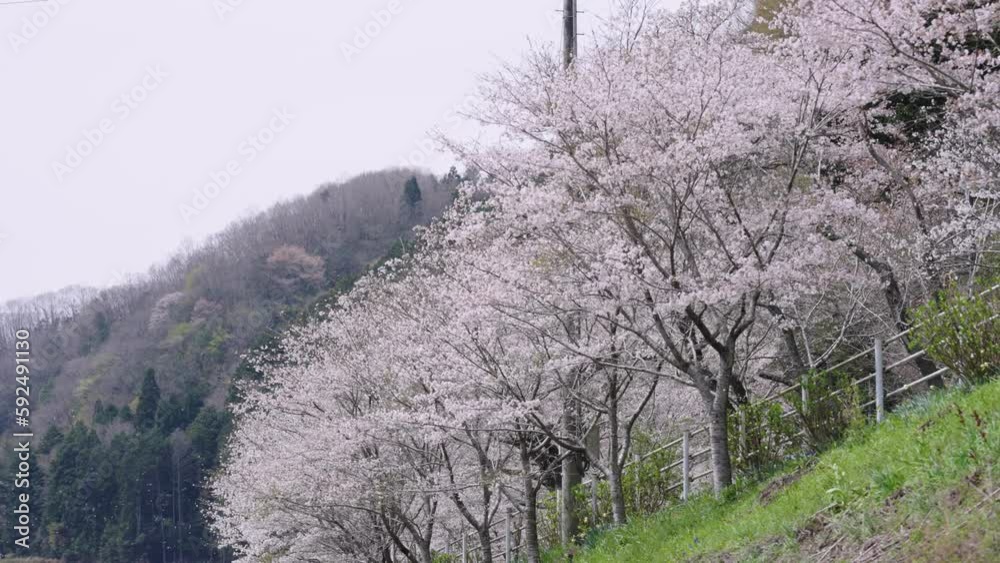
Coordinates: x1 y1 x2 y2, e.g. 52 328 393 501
93 310 111 344
39 425 64 454
403 176 422 208
93 399 118 425
44 424 114 560
188 407 231 472
136 368 161 430
442 165 462 187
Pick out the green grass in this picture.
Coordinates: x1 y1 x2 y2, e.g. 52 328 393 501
569 380 1000 562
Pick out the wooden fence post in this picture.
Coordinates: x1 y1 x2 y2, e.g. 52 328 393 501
505 507 512 562
801 374 809 417
682 431 690 502
738 408 747 464
634 453 642 510
555 488 561 540
875 338 885 423
590 475 598 524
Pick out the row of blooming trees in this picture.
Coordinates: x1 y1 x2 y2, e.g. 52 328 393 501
211 1 999 561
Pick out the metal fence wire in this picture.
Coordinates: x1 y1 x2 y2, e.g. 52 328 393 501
449 285 998 562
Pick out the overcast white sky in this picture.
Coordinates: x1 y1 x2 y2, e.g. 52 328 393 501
0 0 680 302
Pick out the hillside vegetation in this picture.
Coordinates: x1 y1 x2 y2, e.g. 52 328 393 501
571 381 1000 562
0 168 457 433
0 167 460 562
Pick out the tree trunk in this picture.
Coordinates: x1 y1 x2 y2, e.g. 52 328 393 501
884 274 945 387
417 539 433 563
176 454 184 563
477 527 493 562
520 441 541 563
909 338 945 387
608 464 627 526
708 383 733 496
606 396 627 525
159 470 168 563
560 401 582 545
418 496 435 563
820 227 944 387
708 404 732 495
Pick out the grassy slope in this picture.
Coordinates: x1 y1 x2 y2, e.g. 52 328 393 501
572 380 1000 562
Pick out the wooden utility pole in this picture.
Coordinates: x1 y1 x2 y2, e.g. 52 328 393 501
563 0 578 68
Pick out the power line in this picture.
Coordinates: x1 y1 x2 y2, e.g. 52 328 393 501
0 0 52 6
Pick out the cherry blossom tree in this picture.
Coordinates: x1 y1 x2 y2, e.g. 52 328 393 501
772 0 1000 376
211 2 1000 560
444 0 869 493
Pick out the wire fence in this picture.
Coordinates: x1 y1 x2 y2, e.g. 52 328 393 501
447 285 998 562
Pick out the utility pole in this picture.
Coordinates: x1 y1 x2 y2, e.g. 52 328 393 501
559 0 583 548
563 0 578 68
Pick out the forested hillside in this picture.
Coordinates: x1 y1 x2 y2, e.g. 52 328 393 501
0 167 460 562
